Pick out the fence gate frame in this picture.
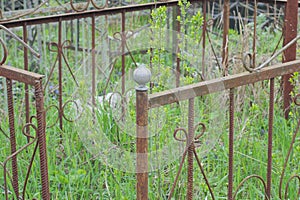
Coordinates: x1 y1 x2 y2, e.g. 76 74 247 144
0 65 50 200
135 60 300 200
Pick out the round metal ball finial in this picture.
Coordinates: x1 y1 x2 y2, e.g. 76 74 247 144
133 64 151 91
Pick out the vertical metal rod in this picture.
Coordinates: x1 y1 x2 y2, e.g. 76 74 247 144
228 88 234 200
176 6 181 87
282 0 298 119
149 8 154 94
274 0 277 25
70 19 74 44
202 0 207 79
224 1 233 198
266 78 274 199
245 0 249 24
187 98 195 200
92 14 96 110
136 89 148 200
58 18 63 130
150 8 153 70
23 24 30 141
222 0 230 76
105 15 110 74
121 11 126 119
35 80 50 200
172 6 177 72
6 78 19 198
77 19 80 55
253 0 257 68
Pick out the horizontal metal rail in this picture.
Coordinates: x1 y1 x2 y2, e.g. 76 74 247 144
0 65 44 85
149 60 300 108
0 0 294 28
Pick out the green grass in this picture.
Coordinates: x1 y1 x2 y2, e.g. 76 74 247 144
1 79 300 199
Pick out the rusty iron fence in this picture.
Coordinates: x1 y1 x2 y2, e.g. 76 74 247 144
0 0 294 128
0 0 299 199
135 59 300 200
0 65 49 199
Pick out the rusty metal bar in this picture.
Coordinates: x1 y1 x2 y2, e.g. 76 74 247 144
253 0 257 68
149 8 153 73
0 0 291 29
233 175 267 199
122 11 126 119
23 24 30 142
0 25 40 58
202 0 207 79
266 78 275 198
187 98 195 200
282 0 298 119
92 14 96 109
167 141 188 199
1 0 292 22
1 64 48 199
6 78 19 198
34 80 50 200
222 0 229 76
0 1 183 28
176 6 181 88
0 65 44 85
136 89 149 200
279 109 300 199
58 18 63 130
228 88 234 200
149 60 300 108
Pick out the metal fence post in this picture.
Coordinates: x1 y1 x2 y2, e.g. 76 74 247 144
282 0 298 119
35 80 50 200
134 64 151 200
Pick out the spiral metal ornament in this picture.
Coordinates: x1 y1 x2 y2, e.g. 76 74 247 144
0 37 8 65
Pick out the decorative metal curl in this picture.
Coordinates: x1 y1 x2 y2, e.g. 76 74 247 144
284 175 300 199
279 113 300 199
173 122 206 145
239 35 300 73
22 122 37 139
70 0 108 12
3 123 38 200
105 89 134 123
173 127 188 142
206 19 214 27
45 99 83 127
70 0 90 12
91 0 108 9
44 39 78 91
194 122 206 140
169 122 215 200
0 37 8 65
113 31 139 68
62 99 83 122
232 175 268 200
242 52 254 72
293 94 300 106
44 104 59 128
107 91 122 109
